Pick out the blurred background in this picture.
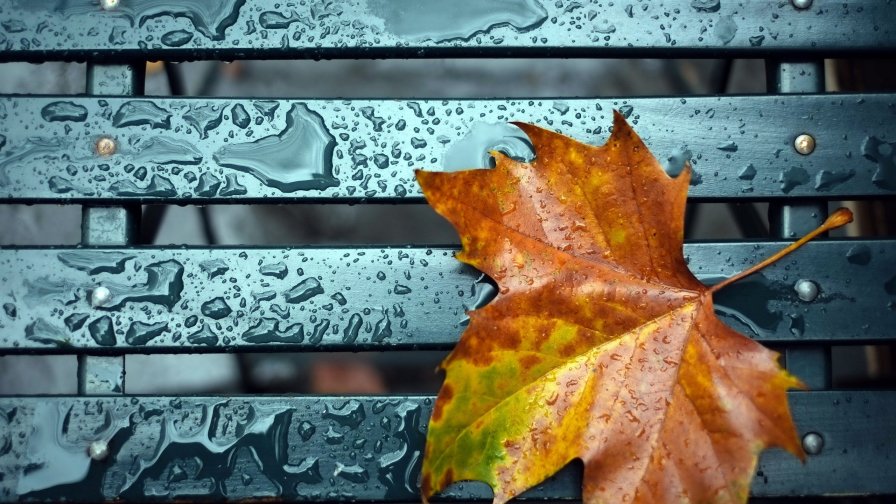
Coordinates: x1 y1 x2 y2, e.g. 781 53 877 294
0 57 893 395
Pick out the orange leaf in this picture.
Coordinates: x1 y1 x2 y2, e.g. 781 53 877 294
415 112 852 504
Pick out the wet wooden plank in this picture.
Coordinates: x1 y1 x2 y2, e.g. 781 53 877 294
1 240 893 353
1 95 895 202
0 392 893 501
1 1 894 62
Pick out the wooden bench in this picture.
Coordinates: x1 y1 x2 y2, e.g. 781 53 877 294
1 0 895 501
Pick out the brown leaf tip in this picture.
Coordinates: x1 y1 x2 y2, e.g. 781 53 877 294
824 207 854 229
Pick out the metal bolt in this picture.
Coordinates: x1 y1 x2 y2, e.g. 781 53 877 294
794 279 819 302
95 136 117 156
99 0 119 10
794 133 815 155
88 440 109 461
791 0 813 9
90 286 112 307
801 432 824 455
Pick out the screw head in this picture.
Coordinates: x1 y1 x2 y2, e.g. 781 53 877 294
95 136 117 156
794 279 819 302
99 0 119 10
794 134 815 155
802 432 824 455
90 286 112 307
88 440 109 461
791 0 813 9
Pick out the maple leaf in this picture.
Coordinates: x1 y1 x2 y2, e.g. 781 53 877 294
415 111 853 504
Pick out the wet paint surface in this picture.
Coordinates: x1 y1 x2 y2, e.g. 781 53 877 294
0 95 895 201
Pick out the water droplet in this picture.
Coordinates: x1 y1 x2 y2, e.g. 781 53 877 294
714 15 738 45
778 166 809 194
323 400 366 429
323 426 344 445
259 262 288 279
209 400 256 445
372 310 392 342
220 173 247 196
663 146 692 177
443 122 534 171
297 420 316 441
214 103 338 192
201 297 232 319
284 277 324 304
690 0 720 12
342 313 362 343
711 274 784 337
258 10 301 29
2 302 16 319
552 101 570 115
309 319 330 344
96 260 185 310
846 244 871 265
814 169 855 191
184 104 223 140
160 29 193 47
195 172 221 197
58 251 133 274
87 316 117 346
125 321 167 345
787 313 805 337
284 457 322 484
334 462 369 484
127 137 202 165
113 100 172 130
884 275 896 296
94 1 246 41
368 0 547 43
394 284 412 295
738 164 757 181
253 101 279 122
199 259 229 280
592 19 616 34
861 136 896 190
0 137 68 187
41 101 88 122
716 140 738 152
231 103 250 129
109 174 177 197
24 318 69 346
360 106 386 132
241 318 303 344
108 26 127 45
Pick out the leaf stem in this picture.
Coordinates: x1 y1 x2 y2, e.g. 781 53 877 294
707 207 853 294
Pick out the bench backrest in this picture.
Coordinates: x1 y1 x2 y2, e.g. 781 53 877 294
1 1 895 501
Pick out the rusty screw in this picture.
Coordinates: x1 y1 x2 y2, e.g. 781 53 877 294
794 133 815 155
88 440 109 461
90 286 112 307
801 432 824 455
95 136 117 156
794 279 819 302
